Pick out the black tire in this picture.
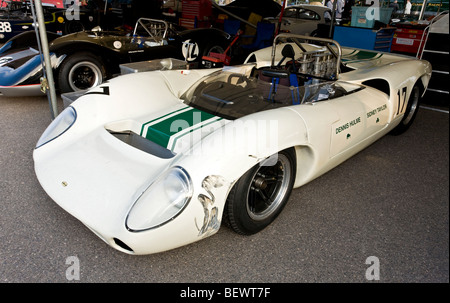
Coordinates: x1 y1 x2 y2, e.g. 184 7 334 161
203 43 226 57
198 42 226 68
390 84 421 135
58 52 106 93
225 148 296 235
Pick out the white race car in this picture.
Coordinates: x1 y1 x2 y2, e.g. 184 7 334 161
33 34 432 255
264 4 332 36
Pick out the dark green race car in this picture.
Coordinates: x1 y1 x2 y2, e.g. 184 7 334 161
0 18 231 96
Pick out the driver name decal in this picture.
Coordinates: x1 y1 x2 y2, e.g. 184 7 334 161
335 116 361 134
367 104 387 118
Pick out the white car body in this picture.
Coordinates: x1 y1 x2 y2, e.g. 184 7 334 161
33 34 431 255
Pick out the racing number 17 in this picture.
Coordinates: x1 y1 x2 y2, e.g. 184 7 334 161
397 87 408 116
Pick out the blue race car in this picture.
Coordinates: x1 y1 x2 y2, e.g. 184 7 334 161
0 0 100 43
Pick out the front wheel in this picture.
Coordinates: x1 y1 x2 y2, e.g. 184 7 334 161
58 52 106 93
225 148 297 235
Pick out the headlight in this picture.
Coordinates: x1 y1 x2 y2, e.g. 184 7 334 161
35 106 77 148
126 167 193 231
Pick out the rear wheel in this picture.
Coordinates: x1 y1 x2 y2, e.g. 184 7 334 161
225 148 296 235
58 52 105 93
390 84 421 135
200 43 227 68
204 44 225 57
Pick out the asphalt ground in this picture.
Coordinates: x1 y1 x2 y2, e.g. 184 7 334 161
0 93 448 286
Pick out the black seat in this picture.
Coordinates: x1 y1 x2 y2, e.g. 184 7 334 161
257 44 302 104
281 44 296 61
277 44 296 69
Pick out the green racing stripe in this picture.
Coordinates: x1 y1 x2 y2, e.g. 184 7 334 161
169 117 222 151
140 106 189 137
342 50 383 63
141 107 220 149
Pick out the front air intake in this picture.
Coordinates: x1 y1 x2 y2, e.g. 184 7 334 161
108 130 176 159
113 238 134 254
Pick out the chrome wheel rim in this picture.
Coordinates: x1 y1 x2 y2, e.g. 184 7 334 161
246 154 291 221
68 61 103 91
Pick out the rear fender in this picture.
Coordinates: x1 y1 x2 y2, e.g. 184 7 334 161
52 42 120 75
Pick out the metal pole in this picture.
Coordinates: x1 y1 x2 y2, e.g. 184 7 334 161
33 0 59 119
419 0 428 20
30 1 46 81
328 0 337 38
275 0 287 36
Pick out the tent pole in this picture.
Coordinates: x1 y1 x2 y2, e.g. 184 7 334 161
33 0 59 119
275 0 287 36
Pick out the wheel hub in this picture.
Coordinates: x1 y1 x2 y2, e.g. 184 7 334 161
76 69 93 84
68 60 103 91
253 176 268 190
246 154 292 221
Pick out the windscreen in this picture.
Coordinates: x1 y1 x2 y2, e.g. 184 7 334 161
182 65 363 120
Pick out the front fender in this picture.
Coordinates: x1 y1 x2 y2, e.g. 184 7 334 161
0 31 60 55
177 106 309 193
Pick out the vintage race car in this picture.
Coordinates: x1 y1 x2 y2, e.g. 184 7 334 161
0 18 230 96
264 4 332 36
33 34 431 255
0 0 100 43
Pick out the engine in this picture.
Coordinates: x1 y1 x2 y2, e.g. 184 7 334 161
297 48 337 80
